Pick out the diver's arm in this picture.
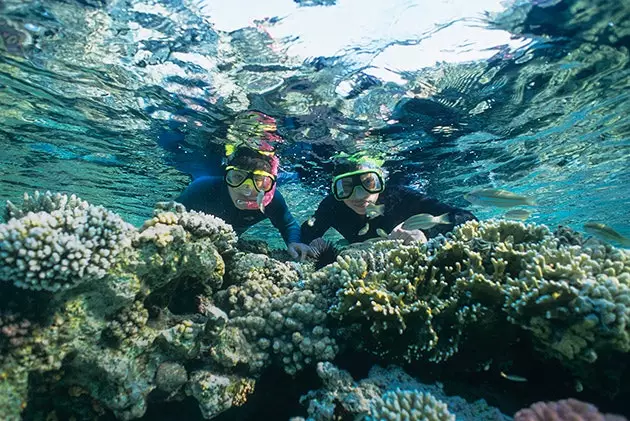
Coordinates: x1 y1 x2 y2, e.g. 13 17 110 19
300 195 335 244
266 190 302 245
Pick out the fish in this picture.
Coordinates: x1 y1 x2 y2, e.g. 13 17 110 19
376 228 388 238
464 188 536 208
584 222 630 246
307 216 316 227
500 371 527 382
366 203 385 219
401 213 451 231
358 222 370 236
503 209 531 220
256 190 265 213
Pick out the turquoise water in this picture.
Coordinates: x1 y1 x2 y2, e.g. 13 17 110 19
1 0 628 243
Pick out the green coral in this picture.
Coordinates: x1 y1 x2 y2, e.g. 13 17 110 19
186 370 255 419
214 252 337 375
103 300 150 347
135 206 232 291
311 219 630 366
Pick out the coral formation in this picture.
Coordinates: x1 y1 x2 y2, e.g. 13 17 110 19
296 362 507 421
186 370 255 419
214 252 337 375
0 191 135 291
135 202 235 291
367 389 455 421
514 398 628 421
1 192 629 420
102 300 150 347
309 219 630 369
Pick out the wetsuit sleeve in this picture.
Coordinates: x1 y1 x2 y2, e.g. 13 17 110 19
300 195 335 244
174 176 221 212
265 190 302 245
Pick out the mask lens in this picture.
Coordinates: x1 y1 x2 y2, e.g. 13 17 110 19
360 172 383 192
334 178 354 199
225 169 248 186
253 174 274 192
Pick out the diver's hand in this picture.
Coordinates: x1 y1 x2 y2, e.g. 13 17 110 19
388 223 428 245
288 242 313 261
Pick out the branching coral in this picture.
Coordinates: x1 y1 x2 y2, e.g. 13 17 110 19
0 191 135 291
310 219 630 367
296 362 507 421
214 252 337 375
367 389 455 421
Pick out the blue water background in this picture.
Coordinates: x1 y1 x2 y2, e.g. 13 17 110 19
0 0 628 248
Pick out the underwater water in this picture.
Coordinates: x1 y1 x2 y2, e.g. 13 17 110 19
1 0 630 420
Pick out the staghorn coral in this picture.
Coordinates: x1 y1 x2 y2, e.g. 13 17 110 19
297 362 507 421
0 191 135 292
214 252 337 375
367 389 455 421
514 398 628 421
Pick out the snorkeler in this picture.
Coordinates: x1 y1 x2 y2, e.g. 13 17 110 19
301 157 477 245
176 113 312 260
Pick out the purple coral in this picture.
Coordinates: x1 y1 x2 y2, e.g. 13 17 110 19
514 398 628 421
0 311 32 352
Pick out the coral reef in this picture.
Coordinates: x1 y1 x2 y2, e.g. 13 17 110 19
295 362 508 421
1 192 629 420
367 389 455 421
308 219 630 372
213 252 337 375
514 398 628 421
0 191 135 291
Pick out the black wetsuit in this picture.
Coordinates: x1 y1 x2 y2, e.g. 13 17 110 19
176 176 301 244
301 185 476 244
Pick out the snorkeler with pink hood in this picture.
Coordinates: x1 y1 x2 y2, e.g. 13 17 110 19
176 111 312 260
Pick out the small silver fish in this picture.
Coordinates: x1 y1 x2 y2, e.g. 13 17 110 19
584 222 630 246
358 222 370 236
402 213 450 230
500 371 527 382
366 203 385 219
256 190 265 213
503 209 531 220
307 216 316 227
464 188 536 208
376 228 388 238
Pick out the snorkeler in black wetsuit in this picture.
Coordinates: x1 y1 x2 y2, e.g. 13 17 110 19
176 112 312 260
301 157 476 245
